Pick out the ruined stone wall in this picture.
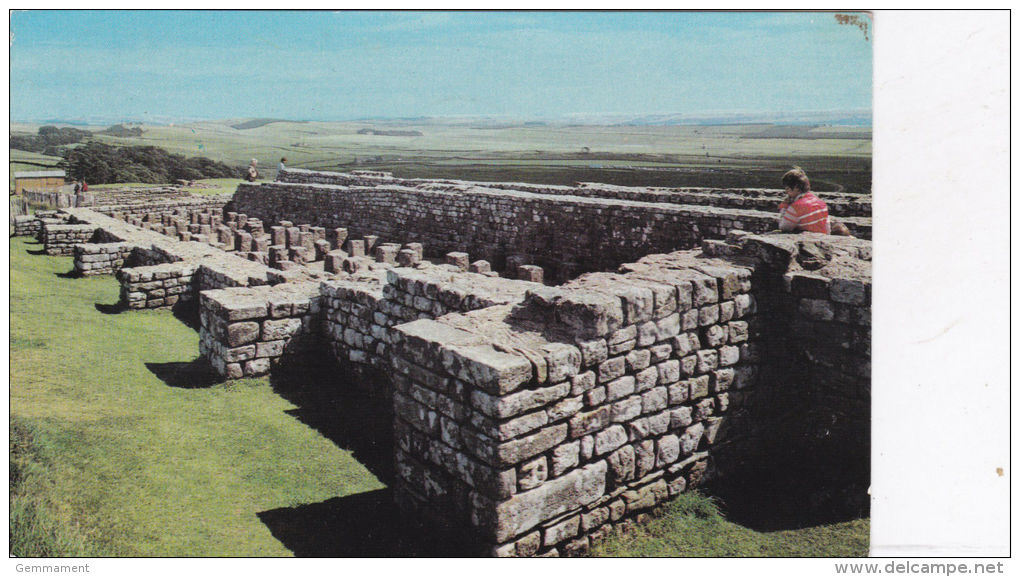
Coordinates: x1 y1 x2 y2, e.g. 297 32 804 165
42 223 98 255
321 265 541 396
198 282 322 378
233 181 784 283
14 181 870 556
731 234 872 507
387 250 762 556
95 197 228 222
12 215 42 237
118 262 197 309
73 242 134 276
279 169 872 221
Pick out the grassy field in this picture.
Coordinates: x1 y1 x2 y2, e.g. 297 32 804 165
9 236 385 556
12 119 872 193
591 492 869 557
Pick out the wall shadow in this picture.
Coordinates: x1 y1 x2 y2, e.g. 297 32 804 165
146 358 220 389
269 355 395 485
95 302 126 314
257 488 484 557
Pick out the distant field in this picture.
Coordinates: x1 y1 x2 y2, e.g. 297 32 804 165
13 119 872 193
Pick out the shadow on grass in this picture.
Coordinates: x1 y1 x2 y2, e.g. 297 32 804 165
95 302 126 314
56 270 79 279
269 355 395 485
707 474 870 533
257 488 483 557
146 358 220 388
27 248 47 255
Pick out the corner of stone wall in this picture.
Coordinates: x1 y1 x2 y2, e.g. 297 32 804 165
387 248 763 556
199 282 323 380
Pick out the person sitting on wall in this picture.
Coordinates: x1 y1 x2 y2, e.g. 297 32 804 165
73 181 81 194
778 167 851 236
278 157 287 172
247 159 259 182
81 180 88 193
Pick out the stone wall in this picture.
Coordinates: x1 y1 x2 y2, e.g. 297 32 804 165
279 168 873 221
73 242 135 276
320 264 541 396
387 250 761 556
14 177 870 555
12 215 42 237
233 181 769 283
42 223 98 255
198 282 321 378
725 233 872 509
118 262 197 310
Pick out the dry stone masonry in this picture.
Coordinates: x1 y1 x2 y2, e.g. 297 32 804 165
12 169 871 556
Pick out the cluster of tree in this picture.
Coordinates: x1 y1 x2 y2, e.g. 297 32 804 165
356 128 423 137
60 142 239 184
9 125 92 155
99 124 144 137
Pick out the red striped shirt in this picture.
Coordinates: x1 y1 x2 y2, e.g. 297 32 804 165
778 192 831 234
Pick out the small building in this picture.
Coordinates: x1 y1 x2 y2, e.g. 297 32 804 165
13 170 66 194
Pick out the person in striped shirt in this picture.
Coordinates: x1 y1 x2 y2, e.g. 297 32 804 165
777 167 851 235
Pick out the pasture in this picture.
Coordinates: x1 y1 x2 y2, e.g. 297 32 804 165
12 119 871 193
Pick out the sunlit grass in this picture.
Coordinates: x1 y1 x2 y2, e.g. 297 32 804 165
9 237 384 556
591 491 869 557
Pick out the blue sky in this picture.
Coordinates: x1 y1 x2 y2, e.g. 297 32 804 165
9 11 872 124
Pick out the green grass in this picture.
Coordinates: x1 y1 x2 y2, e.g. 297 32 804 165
12 119 872 192
590 492 870 557
9 237 384 556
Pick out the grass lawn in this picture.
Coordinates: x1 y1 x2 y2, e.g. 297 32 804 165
9 236 384 556
591 492 870 557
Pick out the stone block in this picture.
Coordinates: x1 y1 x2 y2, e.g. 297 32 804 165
490 461 607 542
594 425 628 455
262 317 303 341
226 321 260 347
346 239 366 257
518 457 549 491
470 260 492 274
445 252 470 271
543 515 580 547
799 298 835 321
517 265 544 284
606 445 636 483
397 249 420 267
550 441 580 476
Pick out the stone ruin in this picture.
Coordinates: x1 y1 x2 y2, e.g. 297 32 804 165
12 169 871 556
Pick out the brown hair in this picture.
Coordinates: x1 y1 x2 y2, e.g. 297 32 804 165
782 167 811 193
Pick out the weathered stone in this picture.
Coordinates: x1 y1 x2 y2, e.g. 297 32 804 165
594 425 628 455
263 317 303 341
550 441 580 476
497 424 568 466
490 461 607 542
607 445 636 483
656 434 682 467
518 457 549 491
226 321 260 346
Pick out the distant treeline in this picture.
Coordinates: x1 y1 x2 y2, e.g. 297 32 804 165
99 124 145 137
357 128 423 137
61 142 238 184
9 126 92 156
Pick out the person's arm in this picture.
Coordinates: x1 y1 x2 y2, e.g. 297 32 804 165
778 204 799 232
